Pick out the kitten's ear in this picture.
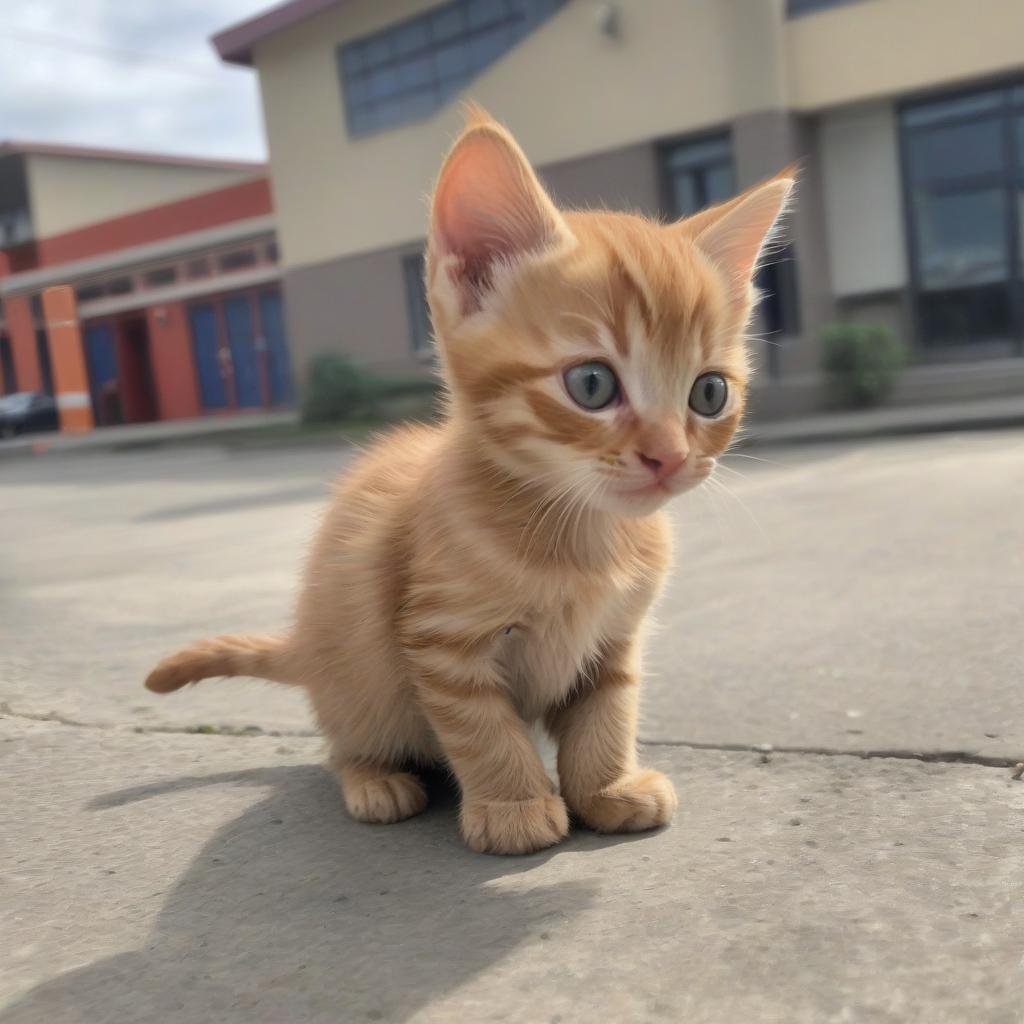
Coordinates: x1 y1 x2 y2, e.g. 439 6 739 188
683 171 795 292
428 109 573 316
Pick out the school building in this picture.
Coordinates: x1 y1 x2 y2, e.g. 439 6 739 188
213 0 1024 415
0 142 292 430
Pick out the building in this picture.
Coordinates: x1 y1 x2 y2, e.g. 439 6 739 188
0 143 292 427
212 0 1024 414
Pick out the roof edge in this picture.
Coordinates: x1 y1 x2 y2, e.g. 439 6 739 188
0 140 265 171
212 0 346 66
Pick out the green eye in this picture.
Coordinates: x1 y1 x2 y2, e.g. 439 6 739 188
689 372 728 417
564 362 619 411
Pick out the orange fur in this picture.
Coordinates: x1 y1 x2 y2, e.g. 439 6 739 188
145 110 793 855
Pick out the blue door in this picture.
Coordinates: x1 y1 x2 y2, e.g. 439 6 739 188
84 324 119 425
224 296 262 408
189 304 228 410
259 290 293 405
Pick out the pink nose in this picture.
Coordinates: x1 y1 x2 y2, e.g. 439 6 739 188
636 448 687 482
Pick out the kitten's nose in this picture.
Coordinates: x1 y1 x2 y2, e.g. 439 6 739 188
636 448 687 482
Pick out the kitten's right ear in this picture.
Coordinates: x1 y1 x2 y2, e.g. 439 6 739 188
428 109 573 317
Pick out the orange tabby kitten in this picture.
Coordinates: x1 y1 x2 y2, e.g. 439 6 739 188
146 109 793 855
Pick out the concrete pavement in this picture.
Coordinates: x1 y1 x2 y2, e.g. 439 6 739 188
3 431 1024 1021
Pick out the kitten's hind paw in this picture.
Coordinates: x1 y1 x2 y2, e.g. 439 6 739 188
460 794 569 855
571 769 677 834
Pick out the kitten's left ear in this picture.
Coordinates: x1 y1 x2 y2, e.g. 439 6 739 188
428 108 574 317
684 172 795 294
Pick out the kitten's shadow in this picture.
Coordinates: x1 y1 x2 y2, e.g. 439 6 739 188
2 765 599 1024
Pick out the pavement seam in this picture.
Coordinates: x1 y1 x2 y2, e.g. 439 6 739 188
3 703 1016 768
638 737 1019 768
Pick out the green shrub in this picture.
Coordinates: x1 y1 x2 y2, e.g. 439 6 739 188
301 353 441 424
822 322 904 409
301 353 368 423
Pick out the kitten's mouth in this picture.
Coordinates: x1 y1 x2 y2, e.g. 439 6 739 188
616 480 670 499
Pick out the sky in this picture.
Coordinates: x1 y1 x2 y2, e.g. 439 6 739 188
0 1 269 161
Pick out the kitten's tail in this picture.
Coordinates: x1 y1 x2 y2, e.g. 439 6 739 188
145 634 298 694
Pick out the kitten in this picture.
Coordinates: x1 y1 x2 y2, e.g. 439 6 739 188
146 109 793 856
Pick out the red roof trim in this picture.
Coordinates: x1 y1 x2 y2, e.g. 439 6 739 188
212 0 346 66
22 178 274 270
0 140 264 172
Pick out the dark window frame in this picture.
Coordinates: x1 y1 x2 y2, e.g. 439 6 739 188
658 131 735 218
402 250 433 356
898 77 1024 357
659 131 800 362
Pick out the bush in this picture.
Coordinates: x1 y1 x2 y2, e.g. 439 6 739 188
301 353 441 424
301 353 367 423
822 322 904 409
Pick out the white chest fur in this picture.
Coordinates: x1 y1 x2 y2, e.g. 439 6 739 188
496 572 643 721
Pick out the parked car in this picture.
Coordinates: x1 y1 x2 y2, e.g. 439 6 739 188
0 391 60 438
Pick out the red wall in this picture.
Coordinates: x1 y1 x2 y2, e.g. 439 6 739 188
146 303 200 421
5 294 41 392
35 178 273 268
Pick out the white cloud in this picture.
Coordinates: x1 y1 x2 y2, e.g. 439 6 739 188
0 0 268 161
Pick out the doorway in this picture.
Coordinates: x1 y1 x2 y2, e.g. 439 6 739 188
83 315 158 427
187 287 293 413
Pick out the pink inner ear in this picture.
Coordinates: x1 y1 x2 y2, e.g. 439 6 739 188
432 130 561 301
696 178 793 287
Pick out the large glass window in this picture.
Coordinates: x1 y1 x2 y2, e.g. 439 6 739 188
663 136 735 215
902 83 1024 352
662 135 800 350
338 0 567 137
403 253 432 355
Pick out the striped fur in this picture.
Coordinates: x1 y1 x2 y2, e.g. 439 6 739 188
145 110 793 855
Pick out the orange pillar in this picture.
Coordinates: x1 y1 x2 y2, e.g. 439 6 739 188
5 294 41 393
41 286 94 433
146 303 201 420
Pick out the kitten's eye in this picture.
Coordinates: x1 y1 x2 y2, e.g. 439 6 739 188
564 362 619 411
689 372 728 417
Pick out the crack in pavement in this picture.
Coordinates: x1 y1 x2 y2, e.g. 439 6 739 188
0 703 318 738
639 737 1021 769
3 702 1018 769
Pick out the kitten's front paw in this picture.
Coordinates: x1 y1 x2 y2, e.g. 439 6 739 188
571 769 677 834
460 794 569 855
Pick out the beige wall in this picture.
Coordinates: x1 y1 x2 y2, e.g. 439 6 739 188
789 0 1024 111
27 154 254 238
255 0 789 268
819 102 907 296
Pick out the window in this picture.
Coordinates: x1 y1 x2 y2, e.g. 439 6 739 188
662 136 735 215
105 276 133 296
75 283 104 304
402 253 432 354
0 333 16 394
144 266 177 288
265 241 279 263
901 82 1024 351
662 135 800 348
186 257 211 280
219 248 258 272
338 0 567 136
786 0 862 16
35 328 54 396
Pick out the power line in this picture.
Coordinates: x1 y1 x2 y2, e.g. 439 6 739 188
0 26 228 81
